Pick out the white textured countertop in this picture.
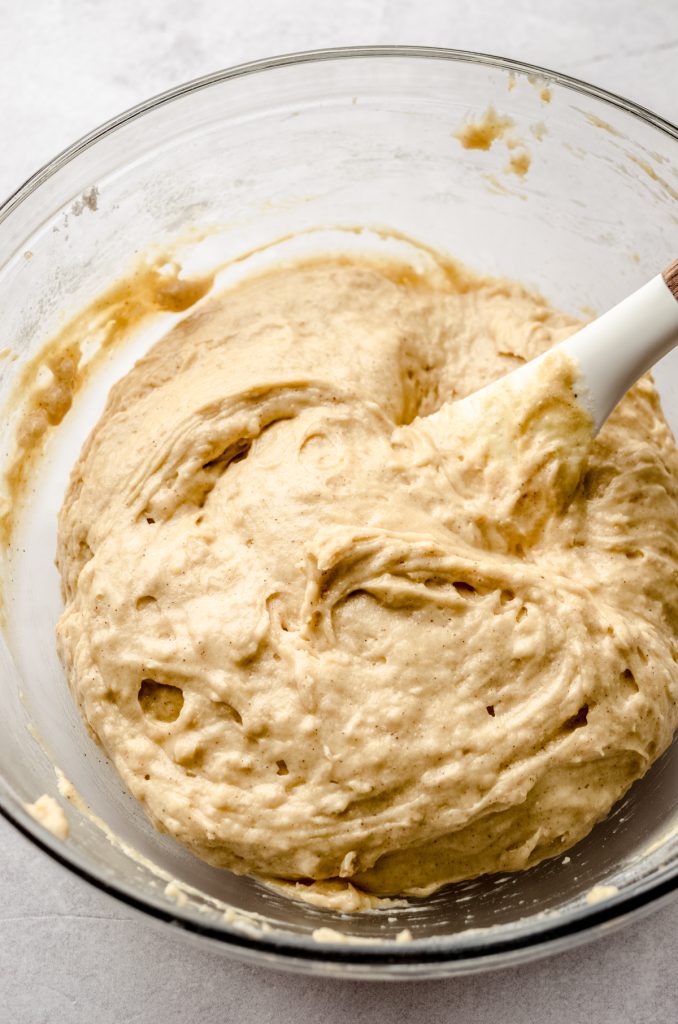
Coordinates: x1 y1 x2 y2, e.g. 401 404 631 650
1 1 677 1020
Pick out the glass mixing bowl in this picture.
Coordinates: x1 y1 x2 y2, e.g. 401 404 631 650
1 47 677 980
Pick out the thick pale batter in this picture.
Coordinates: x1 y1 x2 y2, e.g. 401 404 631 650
56 250 678 903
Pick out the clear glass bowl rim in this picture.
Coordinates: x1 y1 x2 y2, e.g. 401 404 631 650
1 44 677 972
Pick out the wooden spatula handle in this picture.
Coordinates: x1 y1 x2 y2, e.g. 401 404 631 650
662 258 678 301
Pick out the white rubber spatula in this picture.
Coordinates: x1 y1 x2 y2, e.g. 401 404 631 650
461 258 678 433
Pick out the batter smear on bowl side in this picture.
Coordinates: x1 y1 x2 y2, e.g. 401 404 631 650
56 247 678 908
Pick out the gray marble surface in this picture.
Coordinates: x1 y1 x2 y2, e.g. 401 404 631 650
1 1 677 1020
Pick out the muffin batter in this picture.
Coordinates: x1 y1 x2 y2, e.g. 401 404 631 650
56 251 678 903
